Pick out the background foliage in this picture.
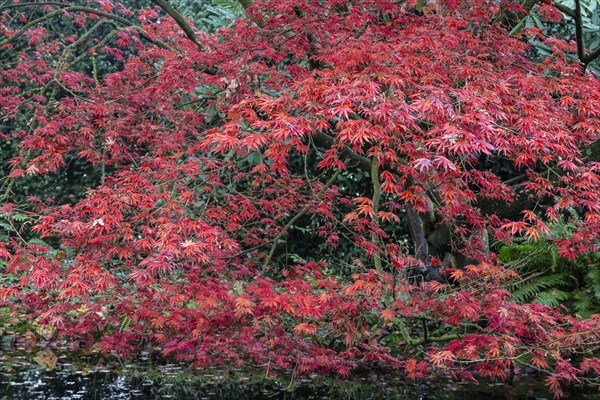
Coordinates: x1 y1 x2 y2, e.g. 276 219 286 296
525 0 600 74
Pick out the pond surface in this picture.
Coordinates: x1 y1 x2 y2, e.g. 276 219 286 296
0 346 592 400
0 366 561 400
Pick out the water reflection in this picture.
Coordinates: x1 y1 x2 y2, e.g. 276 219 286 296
0 339 566 399
1 369 153 399
0 366 558 400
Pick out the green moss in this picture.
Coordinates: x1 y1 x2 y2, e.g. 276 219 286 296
497 243 557 272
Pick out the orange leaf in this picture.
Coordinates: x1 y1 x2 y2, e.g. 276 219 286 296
381 308 396 322
293 322 317 335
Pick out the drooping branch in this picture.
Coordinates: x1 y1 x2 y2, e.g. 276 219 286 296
1 2 223 74
495 0 539 30
496 0 599 68
67 28 119 71
479 139 600 218
262 170 340 271
0 8 64 47
0 2 72 9
311 128 599 273
314 119 598 223
0 5 174 52
150 0 204 51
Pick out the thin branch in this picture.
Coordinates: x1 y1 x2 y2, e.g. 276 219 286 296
495 0 539 30
0 5 174 52
508 17 527 36
262 170 340 271
66 28 119 70
0 8 64 47
354 21 370 39
60 20 114 67
66 7 175 53
583 46 600 65
5 2 222 74
409 334 461 346
0 2 71 9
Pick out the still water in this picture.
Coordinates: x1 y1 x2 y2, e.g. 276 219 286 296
0 346 589 400
0 366 560 400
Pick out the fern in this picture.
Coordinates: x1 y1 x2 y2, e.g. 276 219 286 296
27 238 49 247
499 222 600 313
573 290 595 315
509 273 571 304
534 289 571 308
212 0 244 12
0 220 12 232
10 212 28 222
585 267 600 300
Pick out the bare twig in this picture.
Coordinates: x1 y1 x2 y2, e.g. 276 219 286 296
262 170 340 271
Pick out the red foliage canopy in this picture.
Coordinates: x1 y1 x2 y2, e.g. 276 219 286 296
1 0 599 396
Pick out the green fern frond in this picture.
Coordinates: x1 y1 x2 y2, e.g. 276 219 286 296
499 220 600 313
212 0 243 12
0 220 12 231
510 273 569 304
582 267 600 300
10 212 29 222
534 289 570 307
27 238 49 247
573 290 595 314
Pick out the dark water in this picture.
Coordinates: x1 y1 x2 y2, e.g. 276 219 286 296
0 366 561 400
0 348 588 400
0 369 152 399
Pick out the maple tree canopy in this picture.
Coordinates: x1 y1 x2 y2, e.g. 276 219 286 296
1 0 600 396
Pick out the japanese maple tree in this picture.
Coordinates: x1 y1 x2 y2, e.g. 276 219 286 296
1 0 600 397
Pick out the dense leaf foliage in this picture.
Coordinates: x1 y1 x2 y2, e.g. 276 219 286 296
1 0 600 397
